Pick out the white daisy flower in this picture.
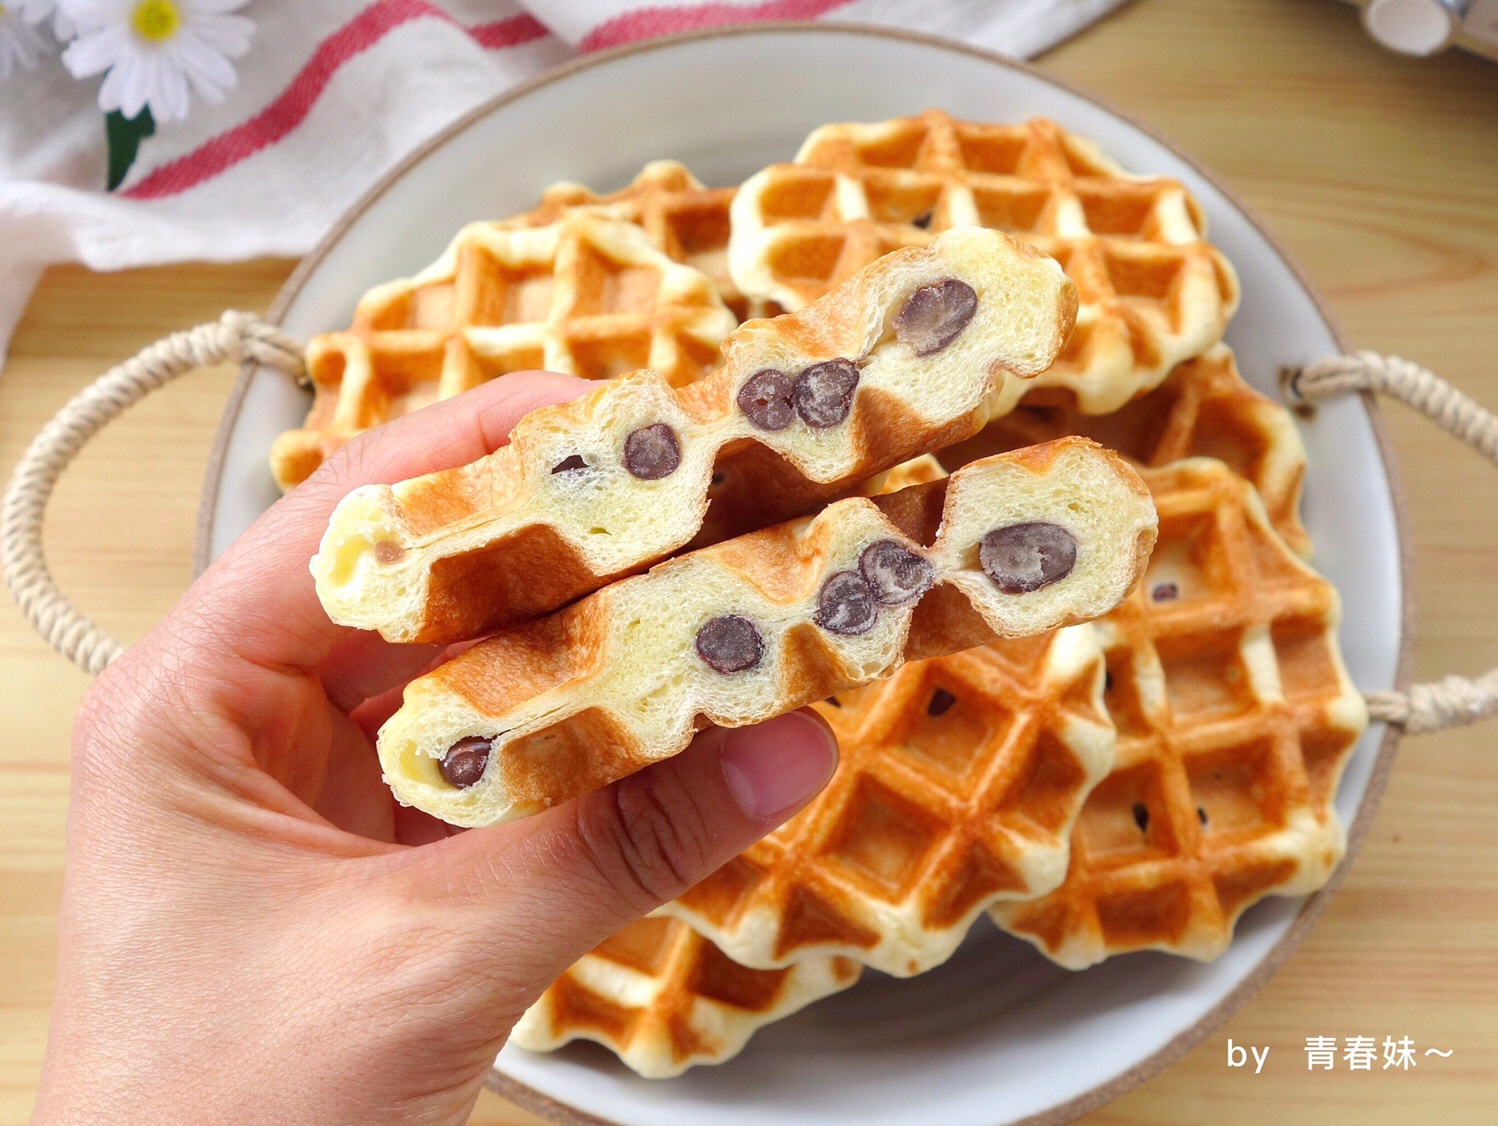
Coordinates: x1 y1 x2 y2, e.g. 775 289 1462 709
60 0 255 123
0 5 51 80
21 0 76 41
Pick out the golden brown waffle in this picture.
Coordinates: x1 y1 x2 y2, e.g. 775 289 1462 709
729 111 1240 414
268 213 738 489
376 441 1156 827
498 160 776 322
990 458 1366 968
509 916 859 1077
943 344 1311 557
661 626 1115 977
314 226 1080 645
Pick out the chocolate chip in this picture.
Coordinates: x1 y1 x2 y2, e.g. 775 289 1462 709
440 736 491 789
551 454 588 474
825 695 842 708
710 470 726 487
695 615 764 674
1151 582 1179 603
911 210 934 230
815 570 878 636
1197 806 1209 826
736 368 795 431
859 540 934 605
792 359 859 428
372 540 405 565
894 278 978 356
623 423 681 480
927 688 957 717
980 522 1077 594
1132 802 1150 833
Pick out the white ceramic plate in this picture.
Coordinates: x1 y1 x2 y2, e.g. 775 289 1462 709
196 25 1408 1126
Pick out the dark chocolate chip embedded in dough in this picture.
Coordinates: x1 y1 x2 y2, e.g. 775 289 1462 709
979 522 1078 594
737 368 795 431
815 570 879 636
1197 806 1209 826
911 210 934 230
372 540 405 565
623 423 681 480
439 736 491 789
859 540 934 605
551 454 588 474
927 688 957 717
1132 802 1150 833
792 359 859 428
695 614 764 674
894 278 978 357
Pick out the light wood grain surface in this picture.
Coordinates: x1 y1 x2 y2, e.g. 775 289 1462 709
2 0 1495 1122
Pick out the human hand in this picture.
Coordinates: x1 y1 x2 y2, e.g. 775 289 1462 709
32 372 838 1126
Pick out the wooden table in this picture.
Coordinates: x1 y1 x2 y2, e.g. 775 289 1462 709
2 0 1495 1121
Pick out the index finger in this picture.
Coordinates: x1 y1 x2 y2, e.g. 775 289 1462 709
176 371 591 675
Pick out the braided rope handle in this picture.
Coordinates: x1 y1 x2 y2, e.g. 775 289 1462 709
1 312 306 674
1283 351 1498 735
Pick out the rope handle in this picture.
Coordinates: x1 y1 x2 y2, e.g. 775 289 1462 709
1282 351 1498 735
1 312 306 674
3 324 1493 738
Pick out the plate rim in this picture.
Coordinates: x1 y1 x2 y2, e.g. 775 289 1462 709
191 21 1414 1126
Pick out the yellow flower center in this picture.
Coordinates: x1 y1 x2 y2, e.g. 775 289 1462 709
132 0 182 42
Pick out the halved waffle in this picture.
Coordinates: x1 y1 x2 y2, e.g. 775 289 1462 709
661 625 1115 977
729 111 1240 414
375 440 1156 827
313 226 1080 645
943 344 1310 556
498 159 775 322
990 458 1367 968
509 916 859 1078
269 213 737 489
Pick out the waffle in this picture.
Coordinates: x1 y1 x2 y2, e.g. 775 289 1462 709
990 458 1367 968
268 213 738 489
498 159 775 322
509 916 860 1078
943 344 1311 557
376 440 1157 827
313 226 1079 645
661 625 1114 976
729 111 1240 414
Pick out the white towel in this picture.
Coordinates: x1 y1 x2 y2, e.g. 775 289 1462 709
0 0 1125 363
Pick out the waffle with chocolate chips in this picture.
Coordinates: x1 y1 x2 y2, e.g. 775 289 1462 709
661 624 1115 977
269 213 737 489
944 343 1311 557
375 439 1156 828
509 916 860 1078
729 111 1240 415
990 458 1366 968
496 159 774 323
313 226 1079 645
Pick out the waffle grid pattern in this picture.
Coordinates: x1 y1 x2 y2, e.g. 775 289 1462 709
510 916 859 1078
269 213 735 488
663 626 1115 977
954 344 1311 557
992 459 1366 968
729 111 1240 413
500 159 776 322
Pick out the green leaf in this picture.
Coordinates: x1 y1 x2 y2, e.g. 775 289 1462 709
105 107 156 192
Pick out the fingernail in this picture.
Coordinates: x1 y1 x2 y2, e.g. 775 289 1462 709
719 711 838 822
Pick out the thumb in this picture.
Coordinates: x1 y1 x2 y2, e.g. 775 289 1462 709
421 709 838 992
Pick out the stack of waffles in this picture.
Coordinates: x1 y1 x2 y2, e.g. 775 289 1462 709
279 111 1368 1079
